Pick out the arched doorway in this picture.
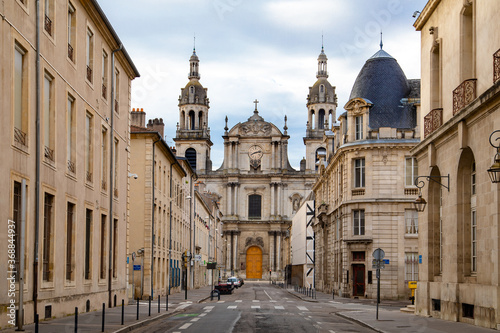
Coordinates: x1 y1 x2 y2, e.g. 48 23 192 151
246 246 262 279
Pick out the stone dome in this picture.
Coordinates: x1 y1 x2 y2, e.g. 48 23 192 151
349 49 414 129
179 80 208 106
307 77 336 105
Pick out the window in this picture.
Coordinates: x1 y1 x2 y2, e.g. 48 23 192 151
354 158 365 188
185 148 197 170
86 28 94 82
460 3 474 81
43 193 54 281
430 41 441 109
188 110 195 130
471 162 476 195
114 139 118 197
318 109 325 129
462 303 474 319
113 218 118 278
471 210 477 273
315 147 326 171
14 43 27 146
352 251 365 261
85 113 93 182
67 2 75 61
248 194 262 219
67 95 75 173
44 0 53 36
355 116 363 140
85 209 92 280
101 127 107 190
66 202 75 281
102 50 108 99
353 210 365 235
405 209 418 234
114 69 119 113
100 214 106 279
12 181 22 281
43 72 54 161
405 252 418 281
405 157 418 187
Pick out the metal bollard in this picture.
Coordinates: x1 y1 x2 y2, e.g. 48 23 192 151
35 314 39 333
136 298 140 320
333 289 335 300
121 299 125 325
101 303 105 332
148 296 151 316
166 294 169 311
75 307 78 333
158 295 160 313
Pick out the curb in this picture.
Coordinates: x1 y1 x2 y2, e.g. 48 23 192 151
336 312 386 333
285 289 319 303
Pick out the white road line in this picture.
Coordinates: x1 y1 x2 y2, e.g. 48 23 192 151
191 318 200 322
251 305 260 309
252 300 260 302
199 313 207 317
297 306 309 311
329 331 337 333
269 300 277 303
264 290 273 300
228 305 237 309
235 300 242 303
274 305 284 310
179 323 192 329
203 306 215 310
217 301 225 303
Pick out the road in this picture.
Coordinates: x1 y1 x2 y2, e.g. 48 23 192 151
131 282 375 333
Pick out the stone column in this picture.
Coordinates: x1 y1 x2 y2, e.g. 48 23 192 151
235 142 239 169
277 232 281 271
271 142 275 169
224 142 229 170
270 183 275 217
227 183 232 216
277 183 282 216
233 232 238 273
235 183 239 216
269 231 274 273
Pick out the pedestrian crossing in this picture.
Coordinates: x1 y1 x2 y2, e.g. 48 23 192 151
217 302 310 311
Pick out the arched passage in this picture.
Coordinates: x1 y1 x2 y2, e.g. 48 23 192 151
246 246 262 279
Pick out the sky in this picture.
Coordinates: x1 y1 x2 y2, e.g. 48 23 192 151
98 0 428 169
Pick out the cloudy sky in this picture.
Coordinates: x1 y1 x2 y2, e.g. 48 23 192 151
99 0 428 169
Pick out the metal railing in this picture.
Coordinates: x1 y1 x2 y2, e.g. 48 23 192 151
67 160 76 173
68 43 74 61
44 146 54 162
44 15 52 36
453 79 476 116
14 127 27 146
86 66 93 82
86 171 93 183
424 108 443 138
494 48 500 84
102 84 107 99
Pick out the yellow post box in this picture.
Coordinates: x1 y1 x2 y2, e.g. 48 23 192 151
408 281 417 304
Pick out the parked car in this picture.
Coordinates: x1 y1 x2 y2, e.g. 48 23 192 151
239 277 244 286
214 282 234 294
227 276 242 288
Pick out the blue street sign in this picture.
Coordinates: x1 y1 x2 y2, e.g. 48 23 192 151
127 257 129 264
419 255 422 264
133 265 141 271
383 259 390 264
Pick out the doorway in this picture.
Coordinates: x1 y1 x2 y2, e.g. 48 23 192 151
246 246 262 279
353 264 365 296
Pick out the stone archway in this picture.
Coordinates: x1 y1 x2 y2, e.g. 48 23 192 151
246 246 263 279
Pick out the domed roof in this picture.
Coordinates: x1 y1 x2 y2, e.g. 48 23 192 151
308 77 336 105
349 48 413 129
179 80 208 106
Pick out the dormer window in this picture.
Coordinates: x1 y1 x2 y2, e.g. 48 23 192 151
190 86 194 94
355 115 363 140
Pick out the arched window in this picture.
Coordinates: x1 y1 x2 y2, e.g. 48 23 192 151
315 147 326 171
188 110 195 130
185 148 196 170
319 85 325 102
190 86 194 94
248 194 262 219
318 109 325 129
198 111 203 129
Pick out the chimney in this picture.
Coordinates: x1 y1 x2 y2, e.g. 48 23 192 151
147 118 165 138
131 108 146 128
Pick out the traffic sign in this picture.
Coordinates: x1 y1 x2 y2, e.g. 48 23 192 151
372 259 385 269
373 248 385 260
133 265 141 271
383 259 389 264
194 254 202 261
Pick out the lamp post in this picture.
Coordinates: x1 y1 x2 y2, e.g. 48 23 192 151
413 175 450 212
487 130 500 183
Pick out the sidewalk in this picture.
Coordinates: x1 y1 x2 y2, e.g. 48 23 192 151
284 286 495 333
1 285 215 333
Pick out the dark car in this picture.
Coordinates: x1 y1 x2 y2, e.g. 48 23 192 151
214 283 234 294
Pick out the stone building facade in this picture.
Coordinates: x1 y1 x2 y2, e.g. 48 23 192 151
0 0 139 327
312 45 421 300
413 0 500 329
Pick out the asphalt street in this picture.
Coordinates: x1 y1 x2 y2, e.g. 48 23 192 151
131 282 374 333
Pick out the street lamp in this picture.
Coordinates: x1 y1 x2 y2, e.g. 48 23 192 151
487 130 500 183
413 175 450 212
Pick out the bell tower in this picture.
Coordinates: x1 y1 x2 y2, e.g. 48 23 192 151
174 48 213 174
304 45 337 172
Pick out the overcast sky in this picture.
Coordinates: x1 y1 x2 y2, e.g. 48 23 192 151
99 0 428 169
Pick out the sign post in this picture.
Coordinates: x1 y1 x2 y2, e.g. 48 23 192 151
372 248 385 320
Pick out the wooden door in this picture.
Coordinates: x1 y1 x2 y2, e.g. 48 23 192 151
246 246 262 279
353 264 365 296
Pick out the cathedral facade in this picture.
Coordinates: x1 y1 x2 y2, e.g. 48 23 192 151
174 48 336 280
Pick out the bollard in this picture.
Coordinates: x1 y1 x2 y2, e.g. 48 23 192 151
75 307 78 333
166 294 169 311
121 299 124 325
101 303 105 332
35 314 39 333
333 289 335 300
148 296 151 316
136 298 140 320
158 295 160 313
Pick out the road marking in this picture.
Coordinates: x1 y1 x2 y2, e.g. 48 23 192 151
228 305 237 309
191 318 200 322
217 301 225 303
251 305 261 309
269 300 277 303
177 304 191 310
199 313 207 317
297 306 309 311
235 300 242 303
329 331 337 333
252 300 260 302
264 290 273 300
179 323 192 329
203 306 214 310
274 305 284 310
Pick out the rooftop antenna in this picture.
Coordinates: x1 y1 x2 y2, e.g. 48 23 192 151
380 31 383 50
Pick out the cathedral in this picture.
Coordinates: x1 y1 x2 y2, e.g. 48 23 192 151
174 47 337 279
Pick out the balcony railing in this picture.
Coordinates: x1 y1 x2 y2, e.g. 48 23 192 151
114 188 118 197
424 108 443 138
494 48 500 84
352 189 365 196
404 188 419 196
101 180 107 191
44 146 54 162
453 79 477 116
86 171 93 183
68 43 74 61
102 84 107 99
86 66 92 82
67 160 75 173
114 99 119 114
14 127 27 146
44 15 52 36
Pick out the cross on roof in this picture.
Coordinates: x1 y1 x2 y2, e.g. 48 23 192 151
253 99 259 111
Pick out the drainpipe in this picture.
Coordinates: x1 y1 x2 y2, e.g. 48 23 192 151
168 162 173 295
33 0 41 318
108 43 122 308
151 137 160 299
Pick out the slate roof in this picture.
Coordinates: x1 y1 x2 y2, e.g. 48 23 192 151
349 49 419 129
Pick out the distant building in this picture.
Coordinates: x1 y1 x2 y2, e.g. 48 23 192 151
312 44 421 300
413 0 500 328
0 0 139 327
